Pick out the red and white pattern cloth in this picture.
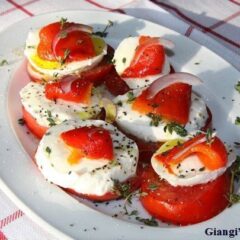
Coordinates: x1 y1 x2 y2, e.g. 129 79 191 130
0 0 239 239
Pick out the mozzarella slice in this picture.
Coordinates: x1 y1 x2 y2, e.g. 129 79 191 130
114 89 209 142
35 119 139 196
151 142 235 186
113 36 171 89
24 30 107 79
20 82 105 127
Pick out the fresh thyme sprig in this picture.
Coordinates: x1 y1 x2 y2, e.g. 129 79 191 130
229 156 240 206
93 20 113 38
164 122 188 137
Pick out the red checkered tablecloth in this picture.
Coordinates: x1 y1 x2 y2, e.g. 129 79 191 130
0 0 239 239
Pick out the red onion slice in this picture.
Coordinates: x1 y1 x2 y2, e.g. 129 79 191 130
132 37 174 67
52 23 93 59
146 72 203 99
172 132 216 160
60 75 80 93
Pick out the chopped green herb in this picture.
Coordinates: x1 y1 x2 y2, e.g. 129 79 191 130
93 20 113 38
27 45 35 49
18 118 25 126
116 101 123 107
59 31 67 39
127 92 136 103
148 183 158 191
60 48 71 65
206 128 214 144
235 117 240 126
0 59 8 66
122 57 126 63
129 210 138 216
135 216 158 226
60 17 67 29
45 146 51 155
164 122 188 137
147 113 161 127
235 81 240 93
229 156 240 206
46 110 56 127
53 72 59 78
199 167 205 172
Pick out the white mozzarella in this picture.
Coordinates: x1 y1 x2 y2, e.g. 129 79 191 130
35 120 139 196
20 82 105 127
113 36 171 89
151 144 236 186
24 30 107 78
114 89 209 142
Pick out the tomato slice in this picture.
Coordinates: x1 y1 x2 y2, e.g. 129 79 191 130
156 133 228 172
61 126 114 162
22 107 47 139
140 165 230 225
37 22 95 62
104 68 130 96
45 78 93 104
65 176 141 202
132 83 192 124
122 36 165 78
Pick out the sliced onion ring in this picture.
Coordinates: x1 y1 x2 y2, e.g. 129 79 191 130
132 37 174 67
100 98 117 123
52 23 93 59
146 72 203 99
59 75 80 93
172 132 216 160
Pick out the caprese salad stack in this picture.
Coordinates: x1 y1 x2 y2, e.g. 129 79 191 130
18 19 237 225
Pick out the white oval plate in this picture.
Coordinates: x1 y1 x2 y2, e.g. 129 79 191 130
0 10 240 240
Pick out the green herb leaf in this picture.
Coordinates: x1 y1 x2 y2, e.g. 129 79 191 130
206 128 214 144
60 48 71 65
60 17 67 29
148 183 158 191
58 31 68 39
93 20 113 38
46 110 56 127
164 122 188 137
45 146 51 155
235 117 240 126
147 113 161 127
0 59 8 66
127 92 136 103
235 81 240 94
135 216 158 226
122 57 126 63
229 156 240 205
18 118 25 126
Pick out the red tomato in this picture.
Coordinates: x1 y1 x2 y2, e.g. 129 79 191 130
65 176 141 202
156 133 228 172
61 126 114 161
80 62 113 86
22 107 47 139
122 36 165 78
132 83 192 124
140 165 231 225
104 68 130 96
